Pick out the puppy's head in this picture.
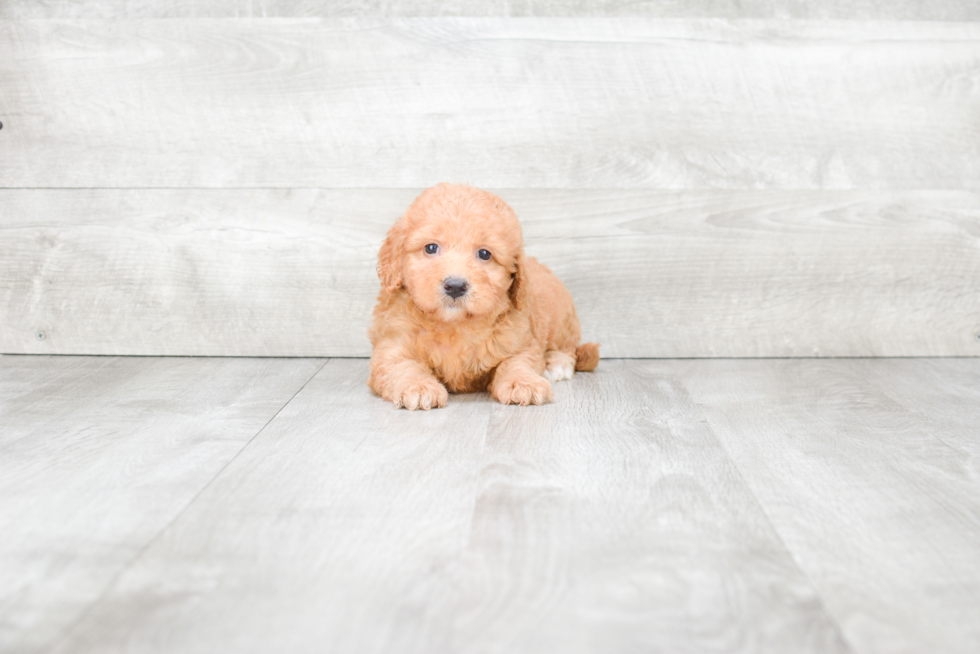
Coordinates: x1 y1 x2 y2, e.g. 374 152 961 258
377 183 526 322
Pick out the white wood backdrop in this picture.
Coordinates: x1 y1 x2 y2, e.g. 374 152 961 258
2 189 978 357
1 5 978 357
2 19 979 189
2 1 979 20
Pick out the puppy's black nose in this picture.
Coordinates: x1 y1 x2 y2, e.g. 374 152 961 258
443 277 469 299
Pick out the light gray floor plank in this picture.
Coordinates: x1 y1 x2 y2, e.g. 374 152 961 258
2 19 978 189
46 359 848 654
855 358 980 474
0 355 325 654
2 1 977 21
47 358 493 654
5 356 979 653
678 358 980 654
450 360 848 653
4 189 978 358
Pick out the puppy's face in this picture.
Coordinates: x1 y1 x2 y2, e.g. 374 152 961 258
379 184 524 322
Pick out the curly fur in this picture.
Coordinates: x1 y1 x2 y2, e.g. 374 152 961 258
368 183 599 410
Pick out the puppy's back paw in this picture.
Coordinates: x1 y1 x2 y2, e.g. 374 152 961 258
543 350 576 382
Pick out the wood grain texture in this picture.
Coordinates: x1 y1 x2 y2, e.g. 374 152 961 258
2 0 978 20
0 355 324 654
46 358 495 654
0 188 400 357
2 189 978 357
450 359 848 653
678 358 980 654
5 355 979 652
43 358 849 654
1 19 978 189
855 358 980 476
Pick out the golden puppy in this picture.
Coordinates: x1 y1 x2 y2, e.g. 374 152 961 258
368 183 599 410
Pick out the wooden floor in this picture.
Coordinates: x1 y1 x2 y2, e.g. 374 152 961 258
2 355 978 653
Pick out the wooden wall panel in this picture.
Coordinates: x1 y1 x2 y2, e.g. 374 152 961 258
2 1 978 20
1 13 977 357
2 189 977 357
1 19 978 189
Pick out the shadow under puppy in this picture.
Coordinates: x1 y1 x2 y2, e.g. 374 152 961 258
369 183 599 410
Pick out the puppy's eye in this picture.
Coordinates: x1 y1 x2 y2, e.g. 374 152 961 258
477 249 492 261
424 243 439 255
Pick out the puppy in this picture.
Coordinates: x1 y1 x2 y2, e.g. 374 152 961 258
368 183 599 410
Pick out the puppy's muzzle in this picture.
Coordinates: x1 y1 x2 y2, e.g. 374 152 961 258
443 277 469 299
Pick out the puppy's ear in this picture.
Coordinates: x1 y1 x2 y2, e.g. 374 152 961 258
509 253 528 311
377 220 405 293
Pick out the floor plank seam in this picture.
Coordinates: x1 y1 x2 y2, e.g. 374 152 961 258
686 398 860 654
853 378 964 456
40 357 331 654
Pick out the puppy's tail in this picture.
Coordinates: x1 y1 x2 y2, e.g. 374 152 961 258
575 342 601 372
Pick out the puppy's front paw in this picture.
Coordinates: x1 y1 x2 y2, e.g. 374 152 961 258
394 378 448 411
492 374 553 406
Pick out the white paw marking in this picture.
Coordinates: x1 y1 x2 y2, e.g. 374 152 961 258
544 363 574 382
